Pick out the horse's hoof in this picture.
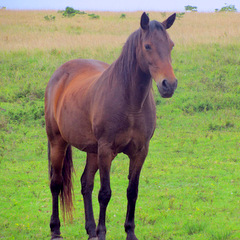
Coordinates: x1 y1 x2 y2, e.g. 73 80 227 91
126 233 138 240
97 232 105 240
51 235 63 240
89 238 98 240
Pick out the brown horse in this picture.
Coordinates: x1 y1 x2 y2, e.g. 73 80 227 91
45 12 177 240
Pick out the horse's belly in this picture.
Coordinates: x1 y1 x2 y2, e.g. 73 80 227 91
58 111 98 153
73 142 98 154
64 128 98 153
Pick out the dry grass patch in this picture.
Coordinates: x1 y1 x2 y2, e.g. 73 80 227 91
0 10 240 51
172 12 240 46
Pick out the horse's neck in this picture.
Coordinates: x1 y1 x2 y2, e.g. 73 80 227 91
111 61 152 110
110 39 152 110
127 67 152 109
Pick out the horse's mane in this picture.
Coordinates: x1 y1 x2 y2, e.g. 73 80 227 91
111 29 141 85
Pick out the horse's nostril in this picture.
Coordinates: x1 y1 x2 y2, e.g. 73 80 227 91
162 79 169 90
162 79 178 91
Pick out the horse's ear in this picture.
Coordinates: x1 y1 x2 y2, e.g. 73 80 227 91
140 12 149 30
162 13 176 29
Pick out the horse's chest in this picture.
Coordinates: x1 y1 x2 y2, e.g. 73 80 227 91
113 115 155 154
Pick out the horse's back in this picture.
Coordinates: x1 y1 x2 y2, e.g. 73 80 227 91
45 58 109 107
45 59 109 144
46 59 109 93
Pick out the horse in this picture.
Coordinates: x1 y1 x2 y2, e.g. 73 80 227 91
45 12 177 240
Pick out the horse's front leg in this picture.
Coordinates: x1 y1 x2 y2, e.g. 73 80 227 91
81 153 99 240
125 146 148 240
96 143 115 240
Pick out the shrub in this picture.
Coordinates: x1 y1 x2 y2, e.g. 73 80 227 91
8 101 44 123
44 15 55 21
208 121 234 131
176 12 185 20
120 14 126 19
161 12 166 18
88 13 100 19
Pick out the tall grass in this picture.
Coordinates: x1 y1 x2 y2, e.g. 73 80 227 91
0 10 239 51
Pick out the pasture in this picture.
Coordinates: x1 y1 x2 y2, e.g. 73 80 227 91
0 10 240 239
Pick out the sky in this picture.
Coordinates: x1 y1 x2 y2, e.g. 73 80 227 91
1 0 240 12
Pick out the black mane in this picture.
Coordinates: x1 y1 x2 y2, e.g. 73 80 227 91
112 29 141 85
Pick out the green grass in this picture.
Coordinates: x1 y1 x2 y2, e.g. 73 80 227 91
0 41 240 240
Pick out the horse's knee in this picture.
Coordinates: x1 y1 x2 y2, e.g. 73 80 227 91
98 186 111 206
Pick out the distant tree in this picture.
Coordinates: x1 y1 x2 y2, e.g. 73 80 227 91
217 4 237 12
63 7 78 17
62 7 86 17
185 5 198 12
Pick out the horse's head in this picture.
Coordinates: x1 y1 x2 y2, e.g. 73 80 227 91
137 12 177 98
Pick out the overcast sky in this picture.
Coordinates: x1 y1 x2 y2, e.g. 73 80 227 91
1 0 240 12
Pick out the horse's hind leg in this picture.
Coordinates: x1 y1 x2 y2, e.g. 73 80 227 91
81 153 98 239
49 138 68 239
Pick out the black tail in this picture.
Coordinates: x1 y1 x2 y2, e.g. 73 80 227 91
48 142 74 221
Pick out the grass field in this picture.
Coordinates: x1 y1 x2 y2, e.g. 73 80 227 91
0 10 240 240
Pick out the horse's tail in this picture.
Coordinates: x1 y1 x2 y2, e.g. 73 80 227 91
48 142 74 222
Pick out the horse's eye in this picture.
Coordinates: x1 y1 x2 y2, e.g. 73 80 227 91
145 44 151 50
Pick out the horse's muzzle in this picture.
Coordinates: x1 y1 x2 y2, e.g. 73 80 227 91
157 79 178 98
